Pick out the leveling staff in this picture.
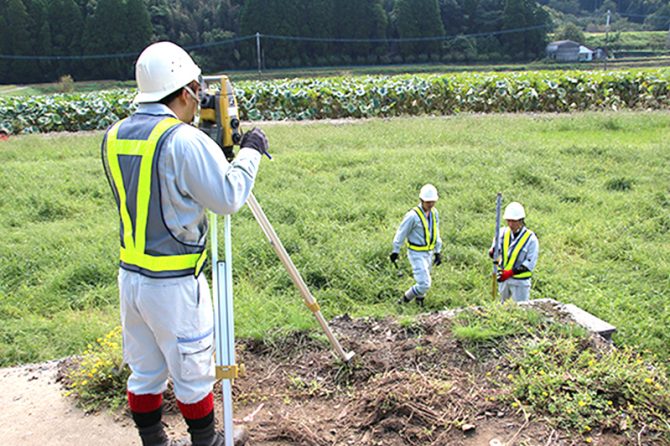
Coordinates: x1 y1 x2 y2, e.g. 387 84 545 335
102 41 268 446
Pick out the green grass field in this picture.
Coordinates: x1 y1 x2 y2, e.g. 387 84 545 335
585 31 669 51
0 112 669 370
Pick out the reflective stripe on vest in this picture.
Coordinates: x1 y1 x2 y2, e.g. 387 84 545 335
502 228 532 279
407 206 437 252
105 116 207 278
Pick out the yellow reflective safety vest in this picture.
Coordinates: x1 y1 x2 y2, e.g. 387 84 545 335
502 228 533 279
103 115 207 278
407 206 437 252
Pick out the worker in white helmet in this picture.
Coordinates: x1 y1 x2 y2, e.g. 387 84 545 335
101 41 266 446
489 202 539 302
390 184 443 307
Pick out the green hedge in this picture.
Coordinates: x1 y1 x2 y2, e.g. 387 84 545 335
1 69 669 134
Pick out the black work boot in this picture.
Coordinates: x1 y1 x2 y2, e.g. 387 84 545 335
396 295 411 305
416 297 425 307
397 289 415 305
138 422 191 446
190 421 249 446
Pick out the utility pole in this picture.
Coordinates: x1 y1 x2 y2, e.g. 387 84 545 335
255 32 262 80
604 10 611 70
666 24 670 50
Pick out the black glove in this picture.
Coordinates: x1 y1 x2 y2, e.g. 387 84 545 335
240 127 269 157
389 252 399 263
433 253 442 266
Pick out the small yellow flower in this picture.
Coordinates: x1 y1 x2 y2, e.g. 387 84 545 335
607 400 613 406
583 425 591 432
539 370 545 375
512 402 519 408
585 437 592 443
82 380 88 385
644 378 653 384
578 400 586 407
542 392 548 397
507 374 513 380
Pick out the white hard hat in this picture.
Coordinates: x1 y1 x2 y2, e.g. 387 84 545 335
133 41 202 104
419 184 439 202
503 202 525 220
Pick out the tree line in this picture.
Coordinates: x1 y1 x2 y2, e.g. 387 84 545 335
0 0 664 84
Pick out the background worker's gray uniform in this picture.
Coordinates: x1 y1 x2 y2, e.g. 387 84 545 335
392 205 442 300
492 226 539 302
103 103 260 404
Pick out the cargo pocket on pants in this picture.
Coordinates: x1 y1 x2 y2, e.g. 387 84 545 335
177 330 213 382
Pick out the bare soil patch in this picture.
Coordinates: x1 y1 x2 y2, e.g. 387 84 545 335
1 310 641 445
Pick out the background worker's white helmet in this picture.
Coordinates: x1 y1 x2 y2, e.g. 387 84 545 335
133 41 202 104
503 202 526 220
419 184 439 202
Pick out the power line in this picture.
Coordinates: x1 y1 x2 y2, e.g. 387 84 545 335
619 12 670 20
0 24 551 62
0 35 255 61
261 24 552 43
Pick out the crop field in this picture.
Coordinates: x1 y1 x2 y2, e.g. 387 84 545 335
0 111 668 372
2 69 669 135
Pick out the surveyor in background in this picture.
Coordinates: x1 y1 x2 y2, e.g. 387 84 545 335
101 41 267 446
390 184 443 307
489 201 539 303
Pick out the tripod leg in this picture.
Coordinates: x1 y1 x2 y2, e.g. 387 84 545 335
246 194 354 362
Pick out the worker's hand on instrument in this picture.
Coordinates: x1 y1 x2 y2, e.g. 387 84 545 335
488 247 494 258
389 252 399 263
497 269 514 282
240 127 271 159
433 252 442 266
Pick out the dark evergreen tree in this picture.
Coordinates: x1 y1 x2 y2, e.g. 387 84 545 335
82 0 129 79
48 0 84 79
4 0 35 82
124 0 153 53
0 0 8 82
333 0 387 62
393 0 445 58
501 0 550 58
31 0 54 82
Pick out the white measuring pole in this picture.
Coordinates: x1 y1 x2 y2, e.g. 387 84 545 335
210 212 236 446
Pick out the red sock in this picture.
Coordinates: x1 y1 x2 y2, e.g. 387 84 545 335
177 393 214 421
128 391 163 428
127 391 163 413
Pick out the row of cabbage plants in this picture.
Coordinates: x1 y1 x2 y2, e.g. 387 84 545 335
1 69 668 134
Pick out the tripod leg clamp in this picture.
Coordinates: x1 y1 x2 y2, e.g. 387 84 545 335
306 301 321 313
216 364 245 380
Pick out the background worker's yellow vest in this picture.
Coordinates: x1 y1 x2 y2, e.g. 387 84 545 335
103 115 207 278
502 228 533 279
407 206 437 252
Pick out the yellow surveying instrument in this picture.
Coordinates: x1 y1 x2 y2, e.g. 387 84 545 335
199 75 243 161
197 74 353 446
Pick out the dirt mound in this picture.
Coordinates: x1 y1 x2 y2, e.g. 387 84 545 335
184 312 606 446
3 309 635 446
